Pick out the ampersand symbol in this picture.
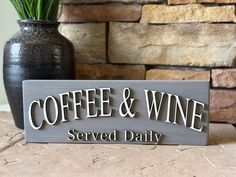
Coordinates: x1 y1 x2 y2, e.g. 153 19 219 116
119 88 136 118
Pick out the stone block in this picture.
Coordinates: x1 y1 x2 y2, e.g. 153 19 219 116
109 22 236 67
62 0 163 3
212 69 236 88
60 23 106 64
146 69 210 80
141 4 236 23
76 64 146 80
60 4 142 22
210 89 236 124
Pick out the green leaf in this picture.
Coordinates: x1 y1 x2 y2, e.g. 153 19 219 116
23 0 33 18
37 0 43 20
9 0 61 21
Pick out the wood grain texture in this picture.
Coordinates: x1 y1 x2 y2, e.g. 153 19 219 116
23 80 209 145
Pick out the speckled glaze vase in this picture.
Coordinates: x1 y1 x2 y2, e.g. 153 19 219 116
3 20 75 129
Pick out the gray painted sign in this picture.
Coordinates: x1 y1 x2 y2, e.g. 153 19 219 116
23 80 209 145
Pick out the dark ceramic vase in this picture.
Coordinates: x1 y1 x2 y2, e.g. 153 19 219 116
3 20 75 129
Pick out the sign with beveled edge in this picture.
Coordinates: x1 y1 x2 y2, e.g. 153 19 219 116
23 80 209 145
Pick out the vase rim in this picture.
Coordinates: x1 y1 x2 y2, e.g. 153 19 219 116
17 20 59 25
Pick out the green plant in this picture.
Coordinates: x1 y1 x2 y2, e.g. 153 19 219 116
10 0 60 21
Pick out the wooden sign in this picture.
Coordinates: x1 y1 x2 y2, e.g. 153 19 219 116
23 80 209 145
